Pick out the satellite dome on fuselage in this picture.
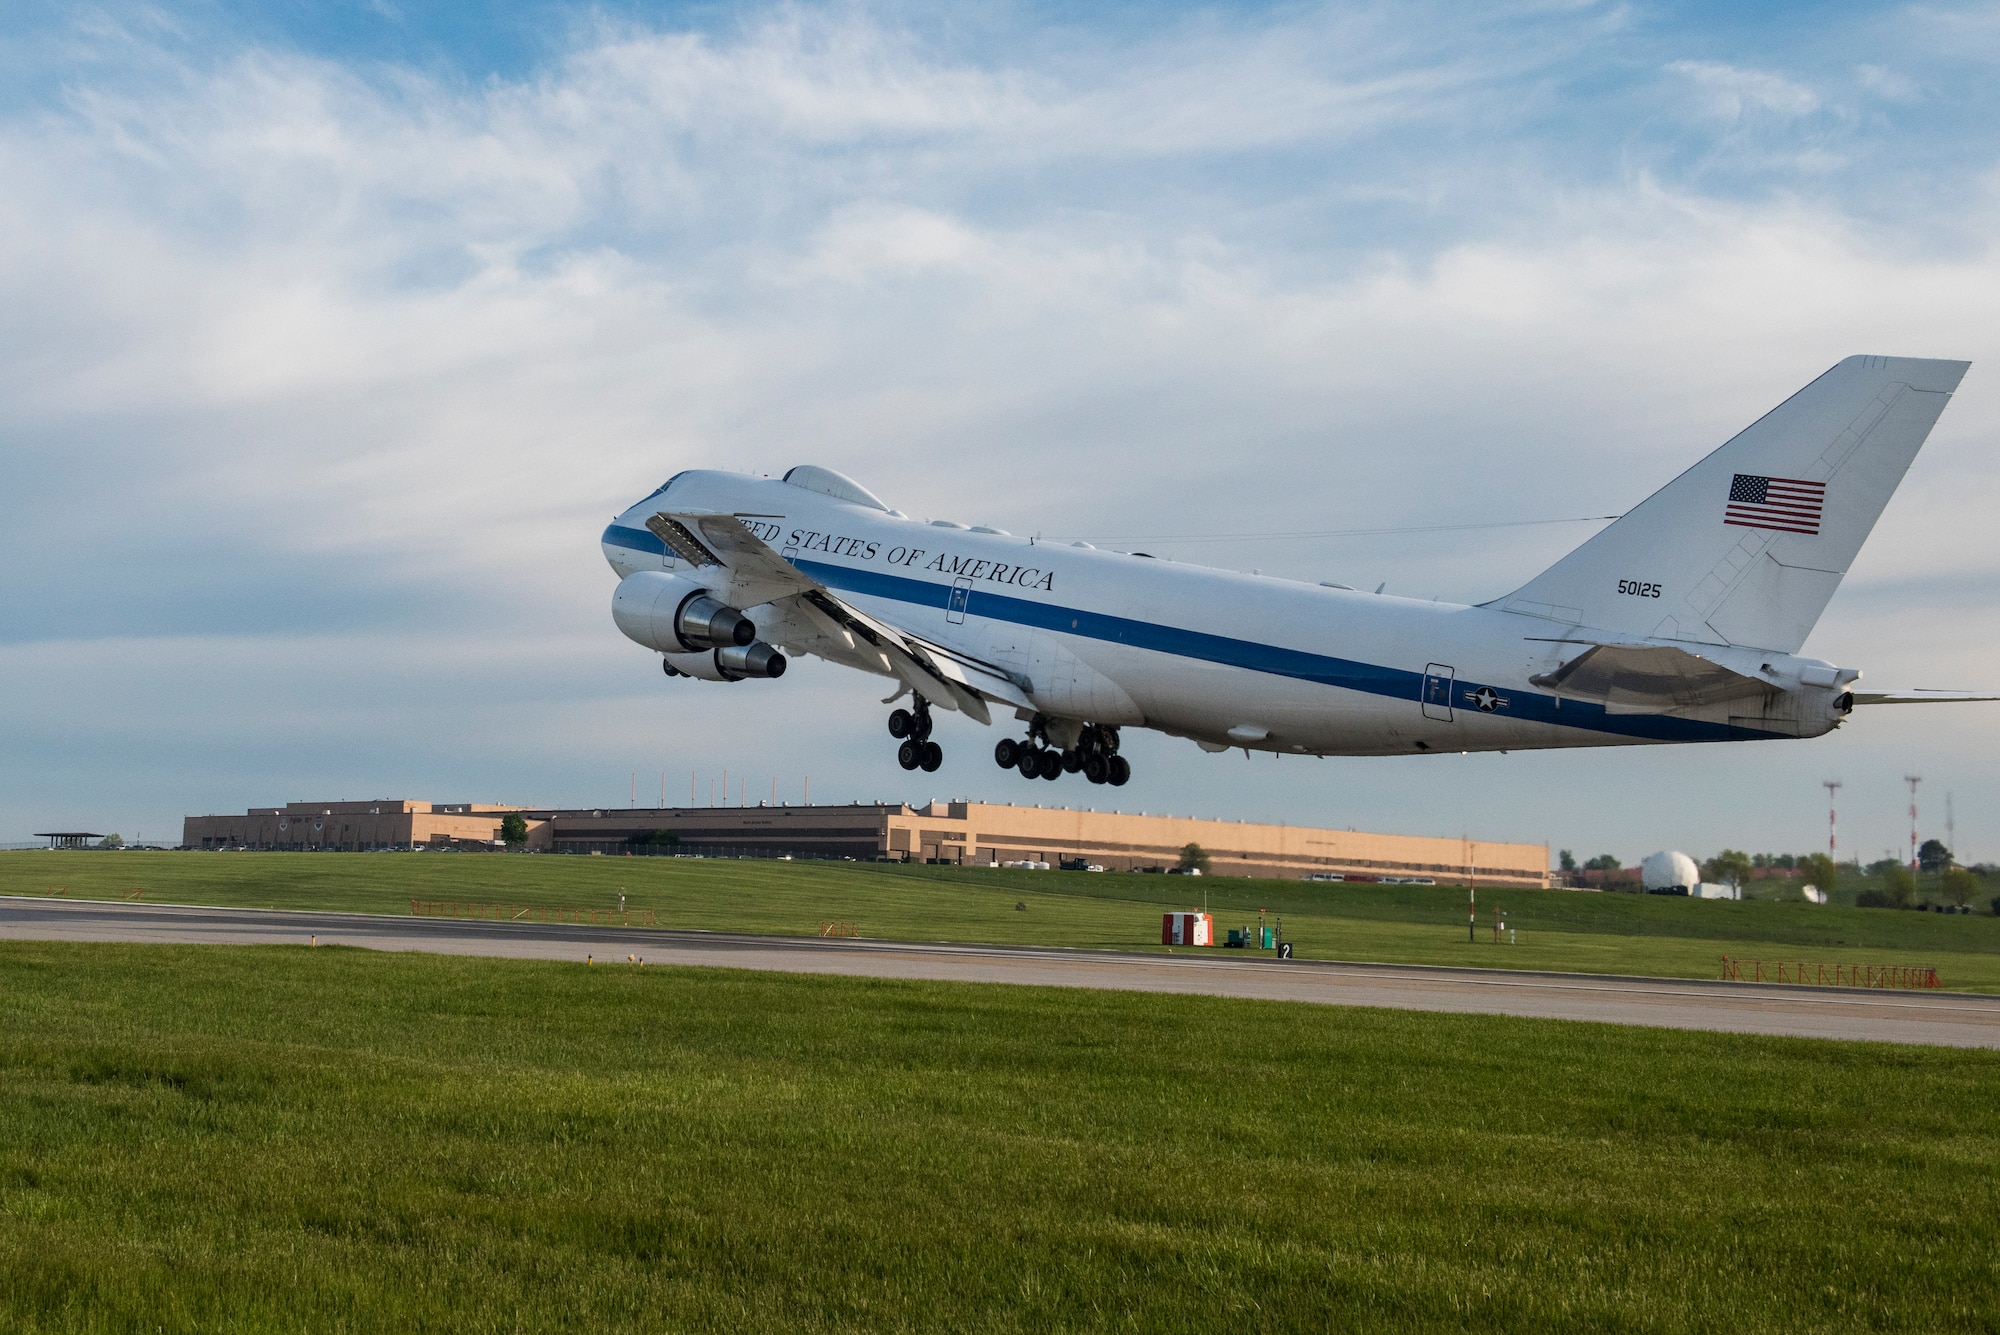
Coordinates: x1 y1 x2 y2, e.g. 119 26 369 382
782 465 890 512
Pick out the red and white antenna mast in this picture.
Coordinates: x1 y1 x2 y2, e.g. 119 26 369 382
1905 775 1922 874
1823 780 1841 859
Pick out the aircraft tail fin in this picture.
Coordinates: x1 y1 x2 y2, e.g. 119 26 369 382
1494 356 1968 653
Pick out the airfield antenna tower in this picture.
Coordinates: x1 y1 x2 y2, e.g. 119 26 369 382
1823 780 1842 859
1905 775 1922 875
1947 792 1956 866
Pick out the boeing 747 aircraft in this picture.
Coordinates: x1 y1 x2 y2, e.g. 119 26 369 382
603 355 1991 784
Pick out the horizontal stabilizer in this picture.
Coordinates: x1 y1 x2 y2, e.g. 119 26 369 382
1530 643 1773 712
1847 688 2000 706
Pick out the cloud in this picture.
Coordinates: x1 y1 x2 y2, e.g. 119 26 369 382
1666 59 1821 120
3 3 2000 861
1856 63 1922 102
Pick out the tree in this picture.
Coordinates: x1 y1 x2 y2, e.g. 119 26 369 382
1881 864 1917 908
1582 854 1620 872
1918 838 1952 873
1703 849 1752 892
1177 843 1210 874
500 812 529 847
1797 853 1837 897
1558 850 1577 872
97 833 123 849
1942 866 1979 908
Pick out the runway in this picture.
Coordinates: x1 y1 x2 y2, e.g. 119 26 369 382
5 897 1999 1048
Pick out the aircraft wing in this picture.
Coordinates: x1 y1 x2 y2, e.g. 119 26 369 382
644 510 1030 723
1846 688 2000 705
790 588 1034 724
644 512 811 610
1529 643 1774 713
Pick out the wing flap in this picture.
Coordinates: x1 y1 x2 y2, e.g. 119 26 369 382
795 588 1031 722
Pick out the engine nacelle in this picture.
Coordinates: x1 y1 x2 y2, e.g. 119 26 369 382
662 643 787 681
612 571 756 653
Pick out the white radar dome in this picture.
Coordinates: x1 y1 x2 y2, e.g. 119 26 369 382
1641 850 1700 892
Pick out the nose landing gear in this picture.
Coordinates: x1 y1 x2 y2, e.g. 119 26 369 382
993 719 1128 785
890 696 943 772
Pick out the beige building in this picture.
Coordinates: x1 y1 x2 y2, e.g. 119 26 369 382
185 798 1548 887
183 800 540 853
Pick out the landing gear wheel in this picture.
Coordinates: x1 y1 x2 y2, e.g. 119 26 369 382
919 741 944 773
994 738 1018 769
888 709 914 739
1017 749 1041 779
1084 755 1109 785
1038 750 1063 781
897 740 922 770
1107 755 1131 786
1061 750 1082 774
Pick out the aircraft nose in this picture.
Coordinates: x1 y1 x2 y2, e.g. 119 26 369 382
602 521 639 576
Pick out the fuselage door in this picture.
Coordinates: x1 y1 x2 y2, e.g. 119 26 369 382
1421 663 1456 721
946 576 973 625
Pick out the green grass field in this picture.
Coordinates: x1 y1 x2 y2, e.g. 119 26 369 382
0 940 1994 1332
9 849 2000 991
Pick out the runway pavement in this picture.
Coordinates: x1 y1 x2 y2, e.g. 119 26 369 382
5 896 1999 1048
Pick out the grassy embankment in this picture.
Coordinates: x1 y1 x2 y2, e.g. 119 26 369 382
0 940 1995 1332
9 850 2000 990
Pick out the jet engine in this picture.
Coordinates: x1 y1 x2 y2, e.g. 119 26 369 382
612 571 756 653
662 643 788 681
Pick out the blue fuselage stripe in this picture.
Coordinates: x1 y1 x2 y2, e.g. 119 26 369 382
602 524 1776 743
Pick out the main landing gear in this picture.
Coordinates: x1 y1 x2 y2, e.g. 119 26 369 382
993 720 1129 786
889 695 943 772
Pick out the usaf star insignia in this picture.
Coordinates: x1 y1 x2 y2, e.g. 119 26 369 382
1468 686 1508 713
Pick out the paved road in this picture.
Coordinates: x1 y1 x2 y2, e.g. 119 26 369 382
6 897 1999 1049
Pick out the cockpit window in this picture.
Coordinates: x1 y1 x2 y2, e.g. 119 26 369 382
629 471 691 506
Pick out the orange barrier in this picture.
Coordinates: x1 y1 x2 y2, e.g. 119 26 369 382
410 900 657 927
819 920 860 938
1720 956 1940 989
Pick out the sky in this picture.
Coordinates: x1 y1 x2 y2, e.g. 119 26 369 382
4 0 1999 866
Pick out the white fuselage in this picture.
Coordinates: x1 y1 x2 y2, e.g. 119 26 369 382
602 471 1850 757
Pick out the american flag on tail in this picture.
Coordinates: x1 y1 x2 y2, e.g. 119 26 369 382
1726 474 1824 535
